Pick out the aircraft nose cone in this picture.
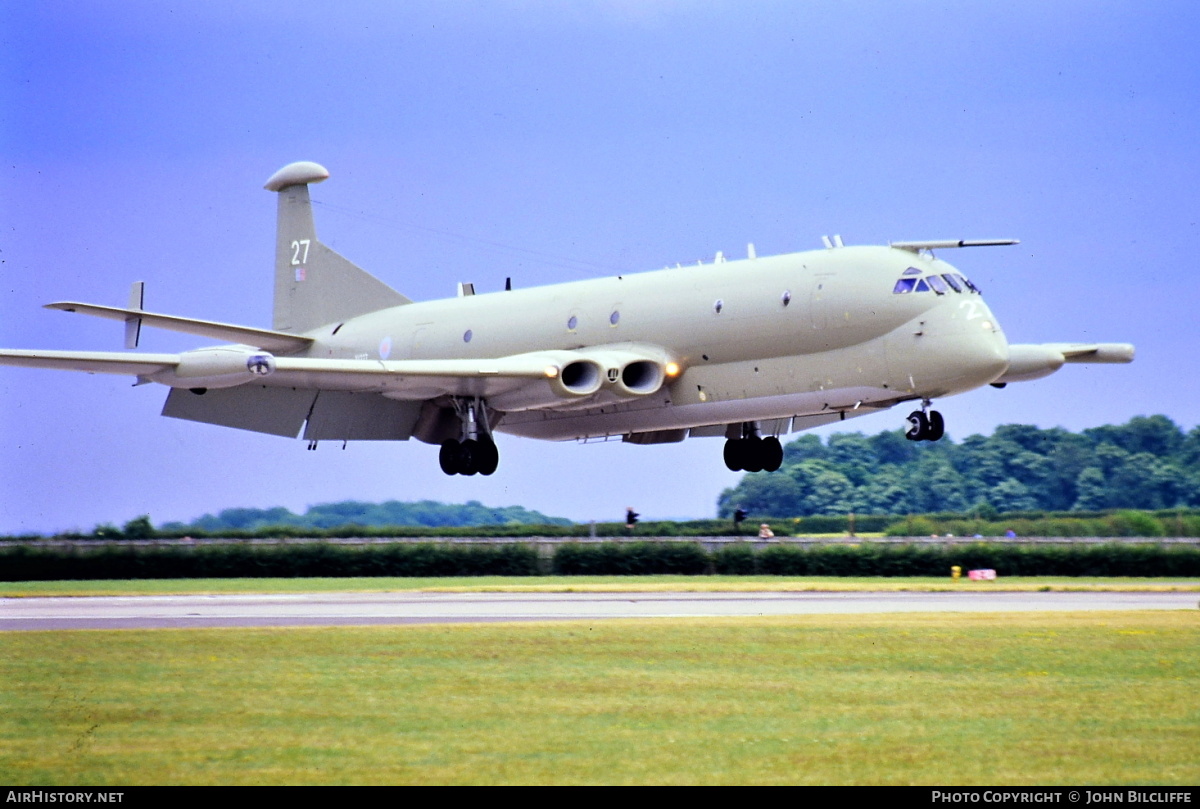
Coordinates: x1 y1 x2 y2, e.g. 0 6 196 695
963 321 1009 385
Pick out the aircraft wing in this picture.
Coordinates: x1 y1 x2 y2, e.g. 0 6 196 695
45 302 314 353
0 347 580 404
0 349 180 376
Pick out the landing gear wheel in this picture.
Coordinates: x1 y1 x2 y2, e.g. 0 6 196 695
439 440 461 475
459 439 479 476
761 436 783 472
475 438 499 476
741 436 765 472
926 410 945 442
905 411 929 441
723 436 783 473
723 439 744 472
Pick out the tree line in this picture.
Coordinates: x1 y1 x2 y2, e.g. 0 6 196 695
718 415 1200 518
158 499 573 534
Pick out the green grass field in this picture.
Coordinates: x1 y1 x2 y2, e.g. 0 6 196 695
2 575 1198 597
2 611 1197 785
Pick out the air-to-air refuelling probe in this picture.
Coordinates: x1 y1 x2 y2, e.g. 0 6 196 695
0 162 1134 476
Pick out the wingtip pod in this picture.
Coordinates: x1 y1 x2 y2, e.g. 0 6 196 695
264 161 330 192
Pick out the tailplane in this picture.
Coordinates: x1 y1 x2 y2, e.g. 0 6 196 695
265 161 411 333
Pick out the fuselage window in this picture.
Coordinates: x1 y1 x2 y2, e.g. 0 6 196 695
926 275 948 295
463 329 473 343
567 315 578 331
941 274 963 293
893 278 917 294
610 310 620 326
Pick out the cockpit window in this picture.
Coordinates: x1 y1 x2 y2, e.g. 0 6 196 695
894 271 978 295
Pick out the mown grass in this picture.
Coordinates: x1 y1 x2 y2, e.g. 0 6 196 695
1 575 1197 598
1 612 1196 785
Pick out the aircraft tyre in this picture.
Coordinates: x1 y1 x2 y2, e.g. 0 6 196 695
459 439 480 476
741 436 764 472
723 436 782 472
761 436 783 472
927 410 945 441
723 440 743 471
475 438 499 476
905 410 946 442
440 438 499 475
905 411 929 441
439 440 462 475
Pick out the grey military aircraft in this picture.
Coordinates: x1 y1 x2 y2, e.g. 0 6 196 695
0 161 1134 476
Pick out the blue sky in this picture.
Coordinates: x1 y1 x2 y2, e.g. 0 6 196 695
2 1 1197 533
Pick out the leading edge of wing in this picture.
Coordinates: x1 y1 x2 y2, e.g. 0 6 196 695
45 302 314 353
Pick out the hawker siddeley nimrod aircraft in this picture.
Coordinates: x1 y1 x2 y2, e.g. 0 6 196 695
0 161 1135 476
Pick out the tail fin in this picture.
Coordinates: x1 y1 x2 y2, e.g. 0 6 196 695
265 161 411 334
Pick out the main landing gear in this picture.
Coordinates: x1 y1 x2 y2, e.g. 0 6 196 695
723 424 783 472
439 398 500 476
905 403 945 442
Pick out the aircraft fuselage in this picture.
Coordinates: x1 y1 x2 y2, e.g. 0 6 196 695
292 245 1007 440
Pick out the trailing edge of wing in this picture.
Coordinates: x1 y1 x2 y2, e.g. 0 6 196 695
45 302 314 353
0 349 179 376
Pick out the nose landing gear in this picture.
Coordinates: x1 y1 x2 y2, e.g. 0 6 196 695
440 398 500 476
905 403 945 442
723 423 784 472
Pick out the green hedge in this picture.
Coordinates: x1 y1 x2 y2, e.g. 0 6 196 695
2 540 1199 581
551 542 710 575
713 543 1200 577
883 510 1193 539
0 543 540 581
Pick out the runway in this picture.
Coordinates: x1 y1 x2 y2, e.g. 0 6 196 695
3 590 1196 630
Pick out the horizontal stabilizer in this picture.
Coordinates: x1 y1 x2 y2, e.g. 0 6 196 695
45 302 313 353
